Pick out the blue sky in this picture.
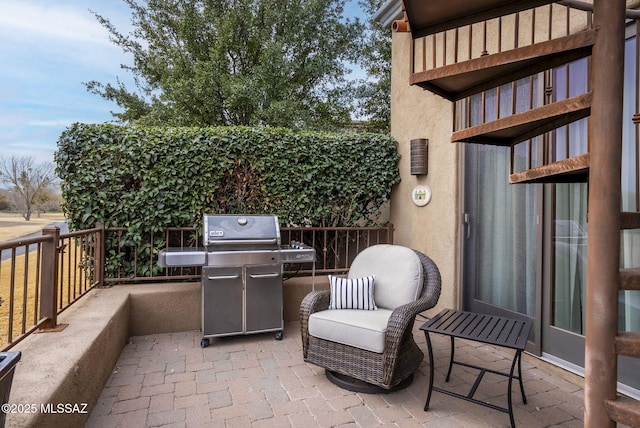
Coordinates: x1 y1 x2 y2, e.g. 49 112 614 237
0 0 366 166
0 0 135 164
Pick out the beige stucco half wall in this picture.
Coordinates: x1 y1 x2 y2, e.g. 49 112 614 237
388 31 459 315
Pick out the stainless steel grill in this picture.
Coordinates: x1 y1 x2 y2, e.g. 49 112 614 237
158 214 315 348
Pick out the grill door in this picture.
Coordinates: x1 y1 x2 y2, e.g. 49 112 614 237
202 266 243 336
245 264 283 333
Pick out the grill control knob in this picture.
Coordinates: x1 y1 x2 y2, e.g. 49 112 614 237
237 217 248 226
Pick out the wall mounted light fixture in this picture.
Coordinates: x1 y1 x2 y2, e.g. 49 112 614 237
410 138 428 176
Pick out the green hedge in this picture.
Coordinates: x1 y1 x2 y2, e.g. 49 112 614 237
55 124 400 277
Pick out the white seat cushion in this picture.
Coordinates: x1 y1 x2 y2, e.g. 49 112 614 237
348 244 423 310
308 308 393 353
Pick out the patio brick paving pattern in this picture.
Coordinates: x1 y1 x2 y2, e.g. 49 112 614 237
86 320 590 427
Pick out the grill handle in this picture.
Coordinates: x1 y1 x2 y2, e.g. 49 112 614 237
207 274 240 280
249 272 280 279
206 239 278 245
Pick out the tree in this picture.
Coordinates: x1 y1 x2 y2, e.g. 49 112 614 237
353 0 391 133
86 0 364 131
0 189 10 211
0 156 58 221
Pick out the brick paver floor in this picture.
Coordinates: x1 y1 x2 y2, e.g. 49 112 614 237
86 320 588 427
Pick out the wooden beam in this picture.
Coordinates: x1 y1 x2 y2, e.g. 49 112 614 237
605 396 640 427
509 153 589 184
619 268 640 291
451 93 592 146
620 212 640 230
584 0 626 426
614 331 640 358
412 30 598 101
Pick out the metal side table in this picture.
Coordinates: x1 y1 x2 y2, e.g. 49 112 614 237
420 309 532 428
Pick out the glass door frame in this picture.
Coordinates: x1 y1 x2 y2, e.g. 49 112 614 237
459 144 544 356
459 26 639 378
540 184 586 367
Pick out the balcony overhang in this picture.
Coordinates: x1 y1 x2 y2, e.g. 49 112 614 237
403 0 558 38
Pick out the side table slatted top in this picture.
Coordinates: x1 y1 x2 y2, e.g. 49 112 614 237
424 309 530 351
420 309 533 428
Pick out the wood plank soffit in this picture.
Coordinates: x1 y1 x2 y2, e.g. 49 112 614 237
404 0 557 39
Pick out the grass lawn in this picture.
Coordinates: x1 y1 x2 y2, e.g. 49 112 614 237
0 212 74 349
0 212 66 243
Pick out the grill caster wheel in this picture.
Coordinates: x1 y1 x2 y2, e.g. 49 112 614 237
200 338 209 348
275 331 283 340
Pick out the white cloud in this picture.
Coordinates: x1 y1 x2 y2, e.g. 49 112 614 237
29 119 77 127
3 141 60 163
0 1 132 72
0 1 133 164
1 1 113 47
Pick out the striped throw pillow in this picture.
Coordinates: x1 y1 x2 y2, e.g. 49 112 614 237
328 275 377 310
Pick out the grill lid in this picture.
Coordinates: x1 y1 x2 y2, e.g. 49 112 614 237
203 214 281 248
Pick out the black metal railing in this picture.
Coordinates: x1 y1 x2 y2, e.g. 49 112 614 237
0 222 393 349
0 225 102 350
280 225 394 275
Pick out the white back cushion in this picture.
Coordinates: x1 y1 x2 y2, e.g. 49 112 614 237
348 245 423 310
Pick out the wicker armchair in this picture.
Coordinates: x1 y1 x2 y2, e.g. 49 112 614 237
300 245 442 391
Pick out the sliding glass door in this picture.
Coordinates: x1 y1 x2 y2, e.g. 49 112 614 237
541 56 590 367
460 78 542 349
462 33 640 391
462 141 539 335
541 182 588 367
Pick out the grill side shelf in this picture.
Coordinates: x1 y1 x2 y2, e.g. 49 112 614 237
158 248 206 267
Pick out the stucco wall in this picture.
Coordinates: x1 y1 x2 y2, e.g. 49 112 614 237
388 31 460 315
385 2 636 314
